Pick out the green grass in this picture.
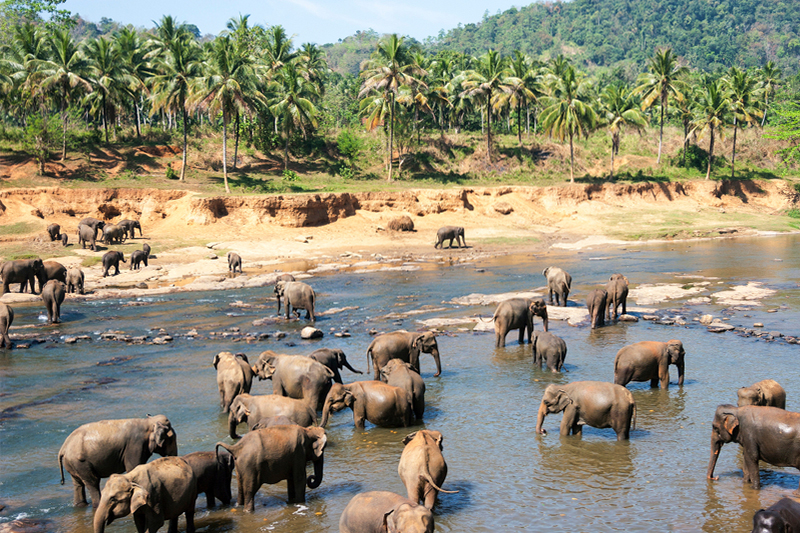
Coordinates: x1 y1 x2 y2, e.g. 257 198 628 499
81 256 101 267
1 221 44 235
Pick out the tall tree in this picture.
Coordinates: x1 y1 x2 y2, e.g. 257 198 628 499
459 49 509 163
690 77 730 180
496 50 539 145
598 83 647 178
758 61 781 127
84 36 125 143
724 67 762 179
269 61 319 170
114 27 153 141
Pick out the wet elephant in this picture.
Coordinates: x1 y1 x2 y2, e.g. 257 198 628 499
339 491 434 533
367 331 441 379
47 223 60 241
535 381 636 441
398 430 458 510
737 379 786 409
586 288 608 329
117 219 142 239
58 415 178 508
41 280 66 324
77 224 98 252
751 498 800 533
707 404 800 489
1 258 44 295
215 425 326 510
227 252 242 273
0 302 13 349
273 273 296 314
182 450 234 508
434 226 465 249
606 273 629 321
307 348 363 384
492 298 548 348
102 224 127 245
213 352 255 413
532 331 567 372
79 217 105 239
252 351 334 411
320 381 414 430
381 359 426 420
275 280 316 321
614 340 685 390
542 266 572 307
66 267 85 295
102 251 126 277
227 394 316 439
130 250 148 270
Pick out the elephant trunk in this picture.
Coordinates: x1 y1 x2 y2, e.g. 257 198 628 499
431 348 441 377
93 502 111 533
535 401 548 435
707 436 723 480
342 359 362 375
319 401 332 428
306 454 324 489
677 361 685 386
276 295 281 314
228 412 241 439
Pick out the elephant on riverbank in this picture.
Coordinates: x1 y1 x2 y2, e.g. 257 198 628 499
130 250 148 270
47 223 60 241
58 415 178 507
77 224 98 252
79 217 105 239
339 491 434 533
434 226 466 249
227 252 242 273
143 243 151 258
227 394 316 439
307 348 362 384
614 340 685 390
492 298 548 348
66 267 84 295
275 280 316 321
707 404 800 489
93 457 196 533
36 260 66 292
381 359 426 420
532 331 567 372
61 233 68 246
213 352 255 413
253 351 334 411
183 450 234 508
102 251 125 277
1 258 44 295
737 379 786 409
367 331 441 379
606 274 629 321
752 498 800 533
320 381 413 430
102 224 127 245
398 430 458 510
543 266 572 307
586 288 608 329
117 219 142 239
215 424 326 510
42 280 65 324
0 303 13 349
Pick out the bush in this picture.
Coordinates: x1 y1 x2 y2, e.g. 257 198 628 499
337 130 363 167
282 169 299 182
672 144 727 172
387 215 415 232
166 166 179 180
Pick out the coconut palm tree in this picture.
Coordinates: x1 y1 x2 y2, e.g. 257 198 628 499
269 62 319 170
690 77 730 180
84 36 126 143
634 47 688 164
540 64 598 183
598 83 647 178
2 22 49 116
758 61 781 127
724 67 762 179
114 27 154 140
459 49 509 163
497 50 540 145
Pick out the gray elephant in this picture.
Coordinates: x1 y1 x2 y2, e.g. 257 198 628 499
398 430 458 510
117 219 142 239
434 226 466 249
367 331 441 380
182 450 234 508
61 232 68 246
253 351 334 411
606 273 629 321
275 280 316 321
78 224 98 252
586 288 608 329
274 273 296 314
42 280 66 324
614 340 685 390
79 217 105 238
737 379 786 409
535 381 636 441
707 404 800 489
130 250 148 270
35 260 66 292
307 348 363 384
47 223 60 241
227 252 242 273
102 224 127 245
215 425 326 510
228 393 316 439
143 243 151 258
381 359 426 420
1 258 44 294
542 266 572 307
0 302 13 349
102 251 126 277
58 415 178 507
66 267 85 295
320 381 414 430
339 491 434 533
491 298 548 348
532 331 567 372
752 498 800 533
93 456 196 533
213 351 255 413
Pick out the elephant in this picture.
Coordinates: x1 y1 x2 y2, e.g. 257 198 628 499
367 330 441 380
102 224 127 245
58 415 178 508
339 491 434 533
215 424 327 510
117 219 143 239
0 302 13 349
61 233 68 246
606 273 629 321
79 217 105 239
78 224 98 252
532 331 567 372
41 280 66 324
250 415 300 430
536 381 636 441
274 273 296 315
35 260 66 292
320 381 414 430
1 258 44 295
47 223 60 241
398 430 458 509
586 288 608 329
434 226 466 249
614 340 685 390
143 243 151 258
213 352 255 413
307 348 363 384
542 266 572 307
93 456 196 533
182 450 234 508
66 267 85 295
738 379 786 409
274 281 316 321
103 251 126 277
381 359 426 420
227 252 242 273
130 250 148 270
252 351 335 411
752 498 800 533
707 404 800 489
227 394 316 439
491 298 548 348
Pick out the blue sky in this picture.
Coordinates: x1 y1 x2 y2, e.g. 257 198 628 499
60 0 522 44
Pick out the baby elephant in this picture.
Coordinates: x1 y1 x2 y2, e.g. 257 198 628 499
752 497 800 533
0 302 13 349
102 251 126 277
381 359 426 420
213 351 255 413
532 331 567 372
42 280 66 324
182 450 234 508
60 233 68 246
130 250 148 270
340 491 434 533
228 252 242 273
398 430 458 510
434 226 465 249
66 267 84 295
586 288 608 329
738 379 786 409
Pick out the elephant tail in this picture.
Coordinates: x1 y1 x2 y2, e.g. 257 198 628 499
58 450 65 485
215 442 235 463
631 401 637 431
366 346 372 373
421 471 459 494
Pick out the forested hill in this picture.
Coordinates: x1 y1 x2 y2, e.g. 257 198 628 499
433 0 800 73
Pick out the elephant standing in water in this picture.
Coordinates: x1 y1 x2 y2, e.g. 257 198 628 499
707 404 800 489
252 351 335 411
606 273 629 320
42 280 66 324
213 351 255 413
614 340 685 390
586 288 608 329
543 266 572 307
1 258 44 294
434 226 466 249
227 394 316 439
339 491 434 533
381 359 426 420
532 331 567 372
398 430 458 510
367 331 441 379
307 348 362 384
58 415 178 507
275 280 316 321
751 498 800 533
0 302 13 349
491 298 548 348
320 381 414 430
182 450 234 508
737 379 786 409
535 381 636 441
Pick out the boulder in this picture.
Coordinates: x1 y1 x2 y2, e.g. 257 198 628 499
301 327 323 340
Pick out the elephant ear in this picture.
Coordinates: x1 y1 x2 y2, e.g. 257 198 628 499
150 423 170 452
130 483 155 514
343 390 355 407
722 414 739 436
309 428 327 458
402 431 418 445
212 353 222 368
428 430 444 450
382 509 395 533
554 389 572 411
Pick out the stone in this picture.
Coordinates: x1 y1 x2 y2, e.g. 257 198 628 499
769 331 783 338
699 314 714 325
642 315 659 321
493 201 514 215
618 314 639 322
64 337 77 344
301 327 323 339
334 332 352 338
767 309 778 313
275 332 286 339
754 323 764 328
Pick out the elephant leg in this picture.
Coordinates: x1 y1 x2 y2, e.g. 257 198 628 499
87 480 102 509
289 465 307 503
560 405 578 437
206 489 215 509
71 476 89 507
573 423 583 437
241 476 258 512
167 517 178 533
133 513 147 533
650 377 659 388
236 474 245 506
496 331 505 348
517 327 524 345
184 505 195 533
743 451 761 488
423 483 437 510
353 403 367 430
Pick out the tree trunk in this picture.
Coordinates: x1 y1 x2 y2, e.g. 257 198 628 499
284 135 289 171
134 98 141 141
233 112 240 170
610 138 615 179
60 86 67 162
415 105 420 145
731 117 738 180
569 131 575 183
526 104 530 138
223 113 230 193
180 107 188 181
388 94 395 182
682 120 689 167
486 90 492 164
657 94 665 165
517 100 522 145
102 92 109 144
761 93 769 127
705 127 714 180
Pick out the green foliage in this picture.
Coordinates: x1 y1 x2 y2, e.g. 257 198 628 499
282 169 299 181
671 144 727 172
765 102 800 165
165 166 178 179
22 114 58 174
786 208 800 219
336 130 363 166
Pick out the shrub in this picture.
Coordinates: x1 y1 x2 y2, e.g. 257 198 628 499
282 169 299 182
387 215 415 232
166 166 178 180
337 130 363 167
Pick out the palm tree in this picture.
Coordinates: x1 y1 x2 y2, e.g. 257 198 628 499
459 49 509 163
539 64 598 183
724 67 762 179
690 77 730 180
114 27 153 141
3 23 49 115
634 48 688 164
598 83 648 178
758 61 781 127
497 50 539 145
84 36 126 143
269 62 319 170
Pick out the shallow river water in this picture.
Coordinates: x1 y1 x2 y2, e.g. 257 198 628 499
2 235 800 532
